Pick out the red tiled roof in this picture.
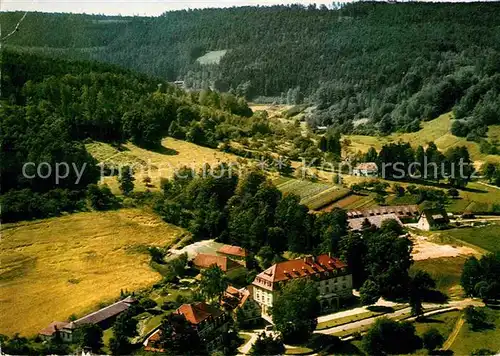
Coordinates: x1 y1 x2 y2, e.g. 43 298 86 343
176 302 223 325
144 329 163 352
217 245 248 258
39 321 69 336
253 254 347 290
220 285 251 311
355 162 378 171
193 254 240 272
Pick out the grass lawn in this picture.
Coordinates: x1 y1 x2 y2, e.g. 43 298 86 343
86 138 242 194
414 310 461 341
450 307 500 355
447 182 500 214
238 333 252 347
285 346 314 355
440 223 500 253
345 113 500 165
102 327 114 353
316 310 389 330
0 208 184 336
138 313 164 338
411 257 467 299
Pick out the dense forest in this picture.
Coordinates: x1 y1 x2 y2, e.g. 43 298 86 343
2 2 500 136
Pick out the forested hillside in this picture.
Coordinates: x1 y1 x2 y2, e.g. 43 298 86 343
2 2 500 136
0 50 254 222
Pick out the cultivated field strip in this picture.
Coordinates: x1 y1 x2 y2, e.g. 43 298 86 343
277 179 350 210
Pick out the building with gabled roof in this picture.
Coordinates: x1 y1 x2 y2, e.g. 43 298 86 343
192 253 242 272
217 245 248 260
252 254 352 317
38 297 137 342
353 162 378 177
417 207 450 231
220 285 262 327
347 205 420 221
144 302 229 353
348 213 403 231
176 302 224 325
38 321 70 341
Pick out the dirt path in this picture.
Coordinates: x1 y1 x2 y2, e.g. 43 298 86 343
443 316 464 350
238 331 258 355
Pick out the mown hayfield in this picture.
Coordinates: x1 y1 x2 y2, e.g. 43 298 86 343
342 175 500 214
441 223 500 253
321 193 377 211
86 138 242 194
447 182 500 214
0 209 184 336
345 113 500 165
451 307 500 355
301 187 351 210
276 178 348 209
411 257 468 299
414 310 461 342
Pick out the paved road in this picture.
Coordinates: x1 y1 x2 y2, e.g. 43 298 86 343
317 298 400 324
315 299 483 336
238 331 259 355
237 299 483 354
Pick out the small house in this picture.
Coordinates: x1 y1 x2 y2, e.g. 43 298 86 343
417 208 450 231
353 162 378 177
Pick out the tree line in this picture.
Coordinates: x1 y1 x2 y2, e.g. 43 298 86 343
358 142 475 188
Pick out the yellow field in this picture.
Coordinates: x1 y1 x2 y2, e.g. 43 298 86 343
248 104 292 119
0 209 184 336
86 138 242 193
345 113 500 166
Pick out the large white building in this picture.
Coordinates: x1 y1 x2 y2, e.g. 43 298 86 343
251 254 352 317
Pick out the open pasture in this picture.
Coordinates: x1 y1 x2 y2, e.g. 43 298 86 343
276 179 349 210
0 209 184 336
345 113 500 165
86 138 241 194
